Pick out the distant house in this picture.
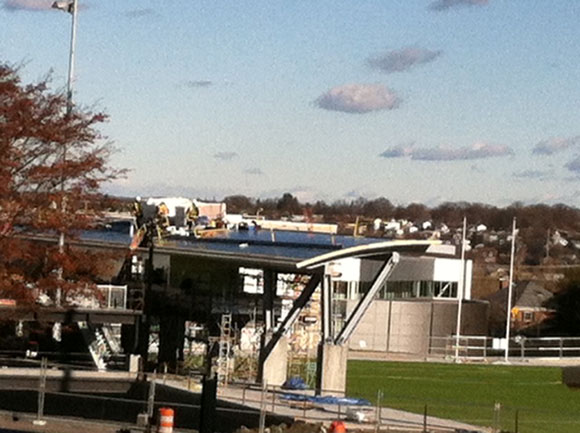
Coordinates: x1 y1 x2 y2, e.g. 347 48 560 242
486 280 554 336
384 219 401 231
510 281 555 332
552 231 569 247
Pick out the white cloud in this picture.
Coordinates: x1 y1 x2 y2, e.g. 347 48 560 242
184 80 213 88
367 47 442 73
125 8 157 18
565 156 580 173
213 151 238 161
2 0 52 11
380 142 513 161
513 169 553 180
244 168 264 175
532 136 580 155
428 0 489 11
379 143 414 158
315 84 401 114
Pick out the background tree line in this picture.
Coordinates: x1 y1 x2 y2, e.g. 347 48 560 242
223 193 580 233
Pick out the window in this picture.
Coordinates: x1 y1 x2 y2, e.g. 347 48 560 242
523 311 534 322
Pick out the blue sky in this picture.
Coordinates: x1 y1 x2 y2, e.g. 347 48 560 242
2 0 580 206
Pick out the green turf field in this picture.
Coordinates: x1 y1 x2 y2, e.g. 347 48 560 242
346 360 580 433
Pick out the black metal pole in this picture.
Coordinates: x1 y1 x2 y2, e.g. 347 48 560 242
199 342 217 433
140 222 154 366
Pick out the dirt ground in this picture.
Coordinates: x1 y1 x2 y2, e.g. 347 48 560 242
0 412 127 433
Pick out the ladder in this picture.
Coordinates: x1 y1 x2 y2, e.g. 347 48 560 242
78 321 109 371
216 313 232 385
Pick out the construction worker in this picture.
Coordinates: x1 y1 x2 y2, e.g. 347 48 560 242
186 204 199 231
132 196 144 228
156 202 170 232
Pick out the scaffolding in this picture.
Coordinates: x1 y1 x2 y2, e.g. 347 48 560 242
216 313 232 385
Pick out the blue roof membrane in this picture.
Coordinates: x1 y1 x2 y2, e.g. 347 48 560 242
81 225 386 261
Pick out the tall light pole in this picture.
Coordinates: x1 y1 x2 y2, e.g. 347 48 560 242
504 217 517 362
454 216 467 361
51 0 78 340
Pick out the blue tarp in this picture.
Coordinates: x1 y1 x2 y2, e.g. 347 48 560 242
282 376 309 390
280 393 371 406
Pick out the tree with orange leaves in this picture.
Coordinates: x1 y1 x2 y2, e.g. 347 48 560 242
0 62 125 305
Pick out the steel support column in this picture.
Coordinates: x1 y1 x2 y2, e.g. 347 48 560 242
321 274 333 342
258 273 321 384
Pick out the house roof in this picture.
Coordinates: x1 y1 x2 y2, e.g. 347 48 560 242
486 279 553 310
514 280 553 308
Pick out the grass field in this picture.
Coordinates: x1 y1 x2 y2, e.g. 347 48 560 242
346 360 580 433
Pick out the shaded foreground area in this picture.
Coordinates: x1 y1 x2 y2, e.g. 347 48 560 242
347 360 580 433
0 381 291 433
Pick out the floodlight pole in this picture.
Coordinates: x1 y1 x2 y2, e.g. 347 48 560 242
52 0 78 344
454 217 467 361
54 0 78 306
504 217 517 362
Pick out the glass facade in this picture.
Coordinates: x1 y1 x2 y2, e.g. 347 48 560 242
334 279 458 301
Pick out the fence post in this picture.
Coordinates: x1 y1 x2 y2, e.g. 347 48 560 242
375 390 383 432
493 402 501 433
515 409 519 433
271 385 276 412
483 338 487 360
258 381 267 433
147 372 157 427
559 338 563 359
33 357 48 426
242 385 246 405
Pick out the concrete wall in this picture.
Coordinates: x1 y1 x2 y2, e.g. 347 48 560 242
388 301 432 354
348 301 390 351
348 299 488 355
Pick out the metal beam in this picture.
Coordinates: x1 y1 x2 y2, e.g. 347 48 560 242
334 252 399 345
262 270 276 333
260 273 321 362
0 306 140 325
321 274 333 343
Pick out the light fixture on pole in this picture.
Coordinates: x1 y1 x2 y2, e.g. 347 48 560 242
52 0 78 114
51 0 78 342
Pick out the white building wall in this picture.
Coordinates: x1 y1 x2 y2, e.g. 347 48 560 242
432 258 472 300
325 258 361 282
327 255 473 300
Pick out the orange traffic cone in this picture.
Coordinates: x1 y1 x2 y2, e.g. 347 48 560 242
329 420 347 433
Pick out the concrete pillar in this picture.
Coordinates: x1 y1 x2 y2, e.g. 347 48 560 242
316 343 348 396
261 336 289 387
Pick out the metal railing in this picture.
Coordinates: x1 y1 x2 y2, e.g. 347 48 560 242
430 335 580 361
